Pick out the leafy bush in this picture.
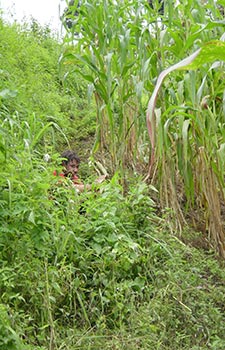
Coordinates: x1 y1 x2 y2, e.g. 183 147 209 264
0 304 23 350
1 145 224 349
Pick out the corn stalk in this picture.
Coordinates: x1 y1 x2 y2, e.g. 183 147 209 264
61 0 163 173
146 40 225 257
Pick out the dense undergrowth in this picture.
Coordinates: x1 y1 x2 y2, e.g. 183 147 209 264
0 158 225 349
0 11 224 350
0 148 224 350
0 17 96 158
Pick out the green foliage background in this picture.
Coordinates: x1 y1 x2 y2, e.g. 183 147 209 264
0 3 224 350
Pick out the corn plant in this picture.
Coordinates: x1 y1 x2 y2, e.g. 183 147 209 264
61 0 224 170
61 0 167 173
61 0 225 256
146 39 225 257
145 1 225 257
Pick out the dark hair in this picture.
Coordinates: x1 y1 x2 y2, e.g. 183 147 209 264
61 150 80 165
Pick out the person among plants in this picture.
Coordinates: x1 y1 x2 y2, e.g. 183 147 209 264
54 149 106 192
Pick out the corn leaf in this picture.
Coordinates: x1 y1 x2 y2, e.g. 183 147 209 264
146 40 225 174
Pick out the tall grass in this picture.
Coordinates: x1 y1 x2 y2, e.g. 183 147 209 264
146 40 225 256
61 0 161 173
61 0 225 256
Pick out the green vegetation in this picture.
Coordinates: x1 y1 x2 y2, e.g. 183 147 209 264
0 17 96 157
0 1 224 349
62 0 225 257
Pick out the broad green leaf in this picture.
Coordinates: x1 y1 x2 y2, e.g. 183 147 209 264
182 41 225 70
182 119 191 170
217 0 225 5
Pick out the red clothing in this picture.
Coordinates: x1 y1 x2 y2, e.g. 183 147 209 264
53 170 81 185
